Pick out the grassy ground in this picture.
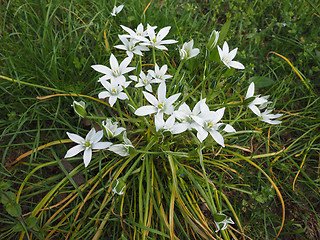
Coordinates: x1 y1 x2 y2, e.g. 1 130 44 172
0 0 319 239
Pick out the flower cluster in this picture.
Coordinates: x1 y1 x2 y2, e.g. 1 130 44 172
64 18 283 212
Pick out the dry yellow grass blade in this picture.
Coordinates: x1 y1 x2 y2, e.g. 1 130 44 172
268 51 315 95
5 139 72 167
143 0 153 15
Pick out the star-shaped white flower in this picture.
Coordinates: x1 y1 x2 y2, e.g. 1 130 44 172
114 35 149 58
91 54 135 85
111 5 124 16
179 39 200 60
148 63 172 83
139 24 178 50
98 80 130 107
64 128 112 167
217 41 245 69
129 71 159 92
155 114 187 134
120 23 156 40
135 83 181 129
192 104 236 146
102 119 126 139
174 99 206 130
260 109 283 124
245 82 269 116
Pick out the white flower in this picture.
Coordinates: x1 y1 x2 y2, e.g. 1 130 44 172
156 114 187 134
179 39 200 60
108 132 134 157
71 101 87 118
111 5 124 16
102 119 126 139
120 23 155 40
98 80 130 107
245 82 269 116
64 128 112 167
213 212 234 232
91 54 135 85
148 63 172 83
260 109 283 125
139 24 178 50
135 82 181 119
208 30 220 49
217 41 245 69
192 104 236 146
114 35 149 58
129 71 158 92
174 100 205 130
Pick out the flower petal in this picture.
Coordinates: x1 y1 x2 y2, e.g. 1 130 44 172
67 132 84 144
135 105 157 116
92 142 112 150
64 145 84 158
83 148 92 167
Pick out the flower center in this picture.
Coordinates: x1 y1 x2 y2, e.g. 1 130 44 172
85 142 90 147
113 69 120 76
152 38 157 43
111 88 117 93
158 103 163 109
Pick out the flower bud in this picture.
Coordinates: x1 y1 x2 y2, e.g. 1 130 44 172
72 101 87 118
208 30 220 49
112 178 126 195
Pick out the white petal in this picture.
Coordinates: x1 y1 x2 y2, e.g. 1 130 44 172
67 132 84 144
135 105 157 116
197 128 208 142
209 130 225 147
229 61 245 69
91 65 111 74
109 96 117 107
166 93 181 106
246 82 255 99
83 148 92 167
157 26 171 41
64 145 84 158
157 82 166 102
143 91 159 106
92 142 112 150
110 54 119 70
228 48 238 61
98 91 111 99
223 124 236 133
90 130 104 143
249 105 261 116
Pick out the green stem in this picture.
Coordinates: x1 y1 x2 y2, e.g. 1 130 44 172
152 47 156 65
116 100 126 127
169 60 185 95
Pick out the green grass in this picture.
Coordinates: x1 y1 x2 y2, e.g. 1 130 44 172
1 0 319 239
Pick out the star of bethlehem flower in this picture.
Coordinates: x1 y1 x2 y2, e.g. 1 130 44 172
114 35 149 58
174 99 206 131
155 114 187 134
64 128 112 167
260 108 283 124
134 82 181 130
148 63 172 83
129 71 159 92
139 24 178 50
245 82 269 116
102 119 126 139
218 41 245 69
179 39 200 60
213 212 234 232
191 102 236 147
91 54 135 85
120 23 156 40
98 80 130 107
111 5 124 16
